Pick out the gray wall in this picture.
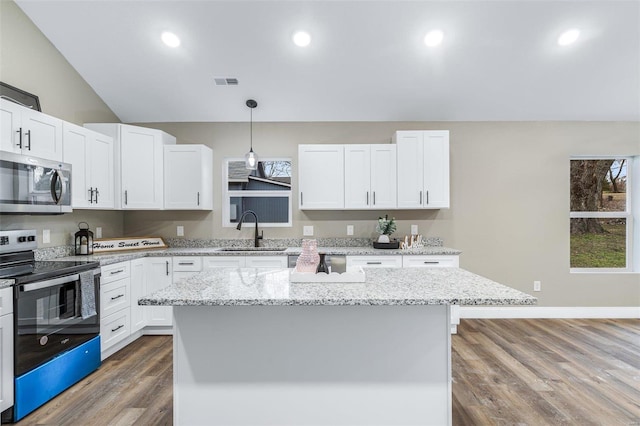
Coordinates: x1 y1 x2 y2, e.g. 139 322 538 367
2 1 638 308
0 0 124 246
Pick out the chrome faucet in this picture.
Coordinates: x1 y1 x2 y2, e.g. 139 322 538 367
236 210 263 247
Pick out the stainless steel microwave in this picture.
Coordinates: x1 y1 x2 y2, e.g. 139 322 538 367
0 150 72 214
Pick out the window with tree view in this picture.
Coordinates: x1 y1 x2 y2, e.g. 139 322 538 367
223 159 292 227
570 158 631 270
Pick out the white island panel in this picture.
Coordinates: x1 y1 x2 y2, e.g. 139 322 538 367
174 304 451 426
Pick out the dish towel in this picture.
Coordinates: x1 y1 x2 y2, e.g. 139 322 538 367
80 270 97 319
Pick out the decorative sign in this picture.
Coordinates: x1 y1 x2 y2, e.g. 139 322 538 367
92 237 167 253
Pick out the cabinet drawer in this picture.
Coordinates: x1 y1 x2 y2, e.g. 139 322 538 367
402 255 459 268
173 257 202 272
101 262 130 284
346 256 402 268
203 257 245 269
0 287 13 316
245 256 287 269
100 279 130 318
100 309 130 352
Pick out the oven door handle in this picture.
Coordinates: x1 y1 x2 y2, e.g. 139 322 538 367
18 270 99 292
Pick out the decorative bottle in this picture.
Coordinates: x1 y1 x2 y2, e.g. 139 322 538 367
295 239 320 272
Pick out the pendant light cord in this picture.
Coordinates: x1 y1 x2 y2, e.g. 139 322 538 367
250 107 253 150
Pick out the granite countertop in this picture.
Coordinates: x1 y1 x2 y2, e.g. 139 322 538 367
0 279 13 290
58 246 462 266
138 267 536 307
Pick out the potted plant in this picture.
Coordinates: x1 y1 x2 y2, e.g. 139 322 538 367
376 215 396 243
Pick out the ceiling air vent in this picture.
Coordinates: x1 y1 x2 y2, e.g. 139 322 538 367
214 77 239 86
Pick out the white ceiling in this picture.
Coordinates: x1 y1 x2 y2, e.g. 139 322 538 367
15 0 640 123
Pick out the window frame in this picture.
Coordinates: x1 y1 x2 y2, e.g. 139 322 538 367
569 155 635 273
222 157 293 228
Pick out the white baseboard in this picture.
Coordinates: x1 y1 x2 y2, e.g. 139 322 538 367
460 306 640 319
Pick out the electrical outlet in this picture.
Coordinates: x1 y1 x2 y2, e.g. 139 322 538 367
303 226 314 236
534 281 541 292
411 224 418 235
43 229 50 244
177 225 184 237
96 227 102 239
347 225 354 236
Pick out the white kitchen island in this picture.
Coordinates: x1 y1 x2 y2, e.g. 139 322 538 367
139 267 535 426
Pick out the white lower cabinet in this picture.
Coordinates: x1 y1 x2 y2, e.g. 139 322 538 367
401 255 459 268
245 256 288 268
346 255 403 268
203 257 245 269
130 258 147 333
100 262 131 353
144 257 173 326
0 287 13 412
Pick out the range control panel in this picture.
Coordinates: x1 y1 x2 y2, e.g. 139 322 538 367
0 229 38 253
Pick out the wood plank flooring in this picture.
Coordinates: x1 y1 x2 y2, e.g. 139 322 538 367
14 319 640 425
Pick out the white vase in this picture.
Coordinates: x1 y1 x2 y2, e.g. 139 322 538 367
377 234 390 243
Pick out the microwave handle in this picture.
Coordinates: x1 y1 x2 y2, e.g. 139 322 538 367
50 169 66 205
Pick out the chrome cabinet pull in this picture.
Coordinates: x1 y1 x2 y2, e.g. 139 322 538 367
95 188 99 204
423 261 439 264
178 262 194 266
16 128 22 148
124 190 128 205
366 192 369 205
300 192 303 206
88 187 94 204
25 130 31 150
166 261 170 276
426 190 429 205
109 269 124 275
110 294 124 300
366 261 382 265
373 192 376 205
419 191 423 205
197 192 200 206
111 324 124 333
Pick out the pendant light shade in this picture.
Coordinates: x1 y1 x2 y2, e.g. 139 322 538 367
245 99 258 170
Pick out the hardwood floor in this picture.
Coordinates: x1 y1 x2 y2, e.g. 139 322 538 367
14 319 640 425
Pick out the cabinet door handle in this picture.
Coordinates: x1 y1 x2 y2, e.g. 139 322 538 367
111 324 124 333
178 262 194 266
124 190 128 205
110 294 125 300
300 192 303 206
366 261 382 265
426 190 429 205
197 192 200 206
419 191 423 205
423 261 439 264
366 192 369 205
25 130 31 150
109 269 124 275
95 188 99 204
166 261 170 276
88 187 94 204
373 192 376 205
16 128 22 149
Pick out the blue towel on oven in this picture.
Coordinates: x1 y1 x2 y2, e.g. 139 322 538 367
80 270 97 319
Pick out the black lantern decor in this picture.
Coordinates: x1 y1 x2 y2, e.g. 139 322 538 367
75 222 94 255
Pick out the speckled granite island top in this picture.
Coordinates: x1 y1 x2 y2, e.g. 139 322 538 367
139 267 536 307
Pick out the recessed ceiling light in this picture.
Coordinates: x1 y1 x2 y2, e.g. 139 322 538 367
292 31 311 47
161 31 181 48
558 29 580 46
424 30 444 47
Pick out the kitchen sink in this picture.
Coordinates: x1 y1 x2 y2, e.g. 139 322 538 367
218 247 287 252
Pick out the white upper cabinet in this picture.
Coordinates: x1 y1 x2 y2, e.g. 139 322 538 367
395 130 450 209
84 123 176 209
344 144 397 209
62 122 114 209
298 144 345 209
0 99 63 161
164 145 213 210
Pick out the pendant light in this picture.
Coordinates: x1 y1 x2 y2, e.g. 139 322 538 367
245 99 258 170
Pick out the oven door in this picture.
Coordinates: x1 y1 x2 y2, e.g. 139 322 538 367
0 151 72 214
15 270 100 376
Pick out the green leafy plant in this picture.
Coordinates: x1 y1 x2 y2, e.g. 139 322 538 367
376 215 397 235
